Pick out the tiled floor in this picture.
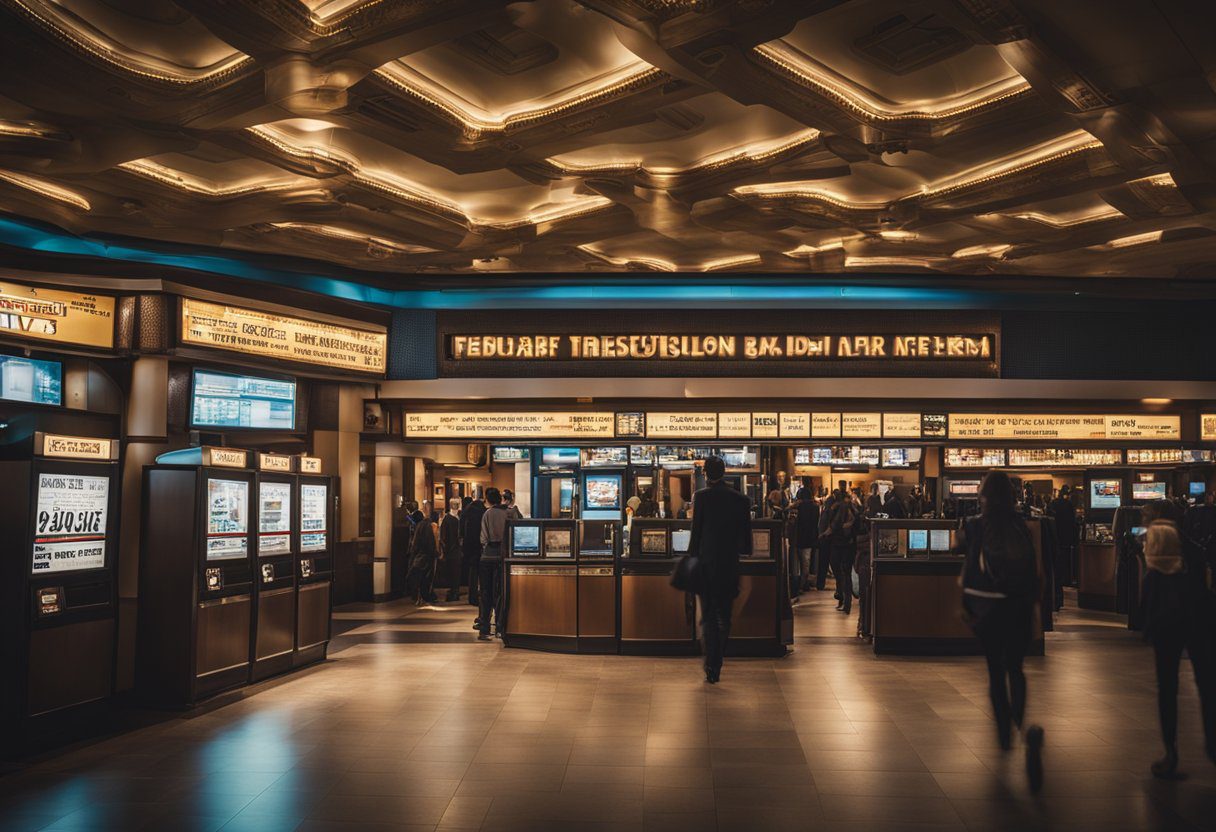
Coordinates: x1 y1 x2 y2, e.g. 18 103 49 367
2 591 1214 832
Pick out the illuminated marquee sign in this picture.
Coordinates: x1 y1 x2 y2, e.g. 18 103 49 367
949 413 1180 441
181 298 386 374
449 333 994 362
0 281 115 348
406 412 615 439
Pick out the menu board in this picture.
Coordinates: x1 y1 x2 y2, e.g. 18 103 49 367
640 529 667 555
258 481 292 556
406 411 614 438
841 413 882 438
31 473 109 574
750 529 771 558
811 413 841 438
751 413 779 438
949 413 1180 441
718 412 751 438
780 413 810 438
1203 414 1216 442
647 412 717 438
882 413 921 438
300 483 328 552
207 478 249 560
0 281 115 348
544 528 572 557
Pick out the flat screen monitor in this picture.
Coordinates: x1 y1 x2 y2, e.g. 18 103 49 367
1090 479 1122 509
0 354 62 405
929 529 950 552
541 447 579 466
583 474 622 511
1189 482 1206 496
558 478 574 514
907 529 928 551
630 445 656 465
191 370 295 430
544 528 572 557
950 480 980 496
581 447 628 467
206 478 249 560
1132 482 1166 501
640 528 667 555
794 448 810 465
31 472 109 574
671 528 692 554
512 525 540 554
492 446 530 463
580 520 614 553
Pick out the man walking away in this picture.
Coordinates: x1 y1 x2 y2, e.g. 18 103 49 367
824 490 859 613
956 471 1045 793
1049 486 1078 589
793 488 820 592
460 495 485 606
1139 500 1216 779
688 455 751 684
478 488 509 640
439 499 462 602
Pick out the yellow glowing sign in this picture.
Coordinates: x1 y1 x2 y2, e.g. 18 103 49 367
0 281 114 348
949 414 1180 441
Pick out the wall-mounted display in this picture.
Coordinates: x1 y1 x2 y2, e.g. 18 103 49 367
584 474 621 511
180 297 386 374
581 447 628 467
921 413 948 438
615 412 645 437
258 482 292 556
492 446 531 463
192 370 296 431
1090 479 1122 509
630 446 656 465
31 473 109 574
541 447 580 468
881 448 922 468
794 448 810 465
0 354 62 405
206 478 248 560
1006 448 1122 467
0 281 115 348
750 529 771 559
944 448 1006 468
1132 482 1166 501
929 529 951 552
1203 414 1216 442
812 446 881 466
907 529 928 551
949 480 980 496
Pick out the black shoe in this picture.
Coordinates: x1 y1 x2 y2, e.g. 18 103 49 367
1151 748 1186 780
704 666 719 684
1025 726 1045 793
472 620 481 630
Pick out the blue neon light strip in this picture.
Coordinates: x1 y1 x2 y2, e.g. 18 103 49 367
0 215 986 308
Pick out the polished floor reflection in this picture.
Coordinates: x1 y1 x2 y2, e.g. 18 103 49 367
1 594 1213 832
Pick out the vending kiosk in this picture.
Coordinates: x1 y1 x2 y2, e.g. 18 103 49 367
621 519 698 655
503 518 579 652
252 452 297 681
295 455 334 667
1 431 120 749
137 446 255 707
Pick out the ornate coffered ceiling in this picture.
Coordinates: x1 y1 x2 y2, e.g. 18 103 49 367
0 0 1214 277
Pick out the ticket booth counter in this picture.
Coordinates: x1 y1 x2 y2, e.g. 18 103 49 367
724 518 787 658
503 519 579 652
1078 472 1124 611
622 519 697 655
576 520 619 654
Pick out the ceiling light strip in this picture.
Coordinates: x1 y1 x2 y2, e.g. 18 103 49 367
0 169 90 210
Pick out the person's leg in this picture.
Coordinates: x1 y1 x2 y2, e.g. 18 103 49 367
699 592 721 678
491 562 506 635
1152 635 1184 774
831 546 846 608
1006 605 1031 731
815 547 829 590
466 555 480 605
857 567 870 636
1186 629 1216 760
477 561 495 636
839 550 855 614
799 548 812 591
715 588 733 676
980 624 1013 750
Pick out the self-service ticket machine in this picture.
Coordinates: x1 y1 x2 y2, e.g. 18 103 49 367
138 446 255 707
503 518 579 652
1 431 120 751
621 519 698 655
577 520 619 654
725 518 788 657
295 456 334 667
252 452 297 681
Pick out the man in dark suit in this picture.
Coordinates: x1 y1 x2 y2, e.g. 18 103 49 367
688 455 752 684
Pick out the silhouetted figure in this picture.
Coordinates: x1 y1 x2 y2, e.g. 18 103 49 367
956 471 1045 793
688 455 751 684
1139 500 1216 779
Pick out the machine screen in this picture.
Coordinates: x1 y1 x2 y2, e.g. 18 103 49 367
31 472 109 574
300 484 328 552
258 481 292 556
206 478 249 560
1190 482 1207 497
512 525 540 553
584 474 622 511
0 354 62 405
750 529 771 558
192 370 295 430
1132 482 1166 501
544 528 572 557
1090 479 1122 509
907 529 928 551
950 480 980 496
929 529 951 552
671 529 692 553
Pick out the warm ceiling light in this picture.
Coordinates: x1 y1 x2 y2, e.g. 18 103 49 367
1141 398 1171 405
546 128 821 177
577 246 760 272
266 223 436 254
784 240 846 256
844 255 937 268
10 0 252 85
0 170 90 210
752 41 1031 122
918 131 1103 200
117 159 303 198
952 243 1011 258
373 61 662 136
1097 230 1163 249
879 230 917 240
1002 205 1122 227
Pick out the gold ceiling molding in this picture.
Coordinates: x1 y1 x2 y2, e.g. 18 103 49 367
752 41 1033 125
544 128 822 179
1095 230 1164 249
5 0 252 87
116 159 306 198
997 205 1123 227
264 222 437 254
0 169 90 210
371 61 666 137
916 131 1104 201
577 245 762 272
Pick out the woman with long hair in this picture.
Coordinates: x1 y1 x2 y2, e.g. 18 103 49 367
956 470 1045 792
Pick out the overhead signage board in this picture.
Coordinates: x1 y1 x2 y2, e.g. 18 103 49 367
718 413 751 438
780 413 810 438
205 447 248 468
180 298 386 374
841 412 882 438
0 281 115 348
258 453 293 472
811 413 842 438
37 433 116 461
883 413 921 438
298 456 323 474
647 412 717 438
406 412 615 439
949 413 1181 441
751 413 779 438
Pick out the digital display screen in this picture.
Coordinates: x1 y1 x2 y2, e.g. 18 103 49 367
206 478 249 560
794 448 810 465
258 481 292 556
950 480 980 496
544 528 571 557
542 447 579 466
584 474 621 511
0 354 61 405
581 447 628 467
512 525 540 553
929 529 950 551
751 529 771 558
640 528 667 554
192 370 295 430
1132 482 1166 501
630 445 656 465
1090 479 1122 509
881 448 922 468
671 529 691 553
492 446 530 463
300 483 328 553
31 473 109 574
907 529 928 550
1189 482 1206 496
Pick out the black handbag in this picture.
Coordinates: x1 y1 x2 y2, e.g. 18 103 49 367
670 554 703 593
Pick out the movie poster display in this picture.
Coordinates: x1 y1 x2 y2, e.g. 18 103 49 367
31 473 109 574
300 484 328 553
207 478 249 560
258 481 292 556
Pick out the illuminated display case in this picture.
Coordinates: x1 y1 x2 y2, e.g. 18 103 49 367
944 448 1006 468
1007 448 1123 467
